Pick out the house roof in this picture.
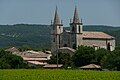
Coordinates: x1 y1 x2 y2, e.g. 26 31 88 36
83 31 114 39
27 61 47 65
23 57 48 61
25 50 44 54
5 47 20 53
80 64 101 69
21 50 51 58
59 47 75 52
45 51 51 54
43 64 63 68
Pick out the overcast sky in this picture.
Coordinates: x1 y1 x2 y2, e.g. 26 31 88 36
0 0 120 26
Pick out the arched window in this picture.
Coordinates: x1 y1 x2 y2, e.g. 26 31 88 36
63 44 67 47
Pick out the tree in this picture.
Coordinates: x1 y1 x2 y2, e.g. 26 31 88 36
95 48 109 65
72 46 95 67
115 46 120 50
0 49 28 69
18 45 31 52
101 49 120 71
48 55 57 64
48 52 72 68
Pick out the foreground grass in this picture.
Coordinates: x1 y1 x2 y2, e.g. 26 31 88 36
0 69 120 80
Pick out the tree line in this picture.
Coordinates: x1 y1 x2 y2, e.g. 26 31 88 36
0 49 28 69
0 45 120 70
49 46 120 71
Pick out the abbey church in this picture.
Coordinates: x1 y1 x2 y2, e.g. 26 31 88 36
50 6 115 54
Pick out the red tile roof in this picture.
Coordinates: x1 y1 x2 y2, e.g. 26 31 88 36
23 57 48 61
27 61 47 65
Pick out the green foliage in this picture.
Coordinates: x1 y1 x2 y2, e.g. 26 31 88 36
102 49 120 70
0 69 120 80
18 45 32 51
0 24 50 49
48 55 57 64
115 46 120 50
72 46 95 67
95 48 109 65
0 49 28 69
49 46 120 70
48 52 72 68
18 45 42 52
32 48 42 51
72 46 120 70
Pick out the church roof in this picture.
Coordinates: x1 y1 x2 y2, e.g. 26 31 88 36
64 30 114 39
83 31 114 39
73 6 80 23
53 6 60 24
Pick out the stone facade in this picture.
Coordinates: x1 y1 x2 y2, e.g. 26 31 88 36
50 6 115 54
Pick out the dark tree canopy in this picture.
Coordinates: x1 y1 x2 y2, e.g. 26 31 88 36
48 46 120 70
0 49 28 69
72 46 95 67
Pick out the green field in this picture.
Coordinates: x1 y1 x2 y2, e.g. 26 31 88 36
0 69 120 80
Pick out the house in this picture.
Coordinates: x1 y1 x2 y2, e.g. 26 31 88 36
58 47 75 56
5 47 52 66
5 47 20 53
80 64 101 70
23 57 48 65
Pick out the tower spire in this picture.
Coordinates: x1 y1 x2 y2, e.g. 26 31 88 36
53 6 60 24
73 6 80 23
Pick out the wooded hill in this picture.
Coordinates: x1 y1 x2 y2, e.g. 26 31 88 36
0 24 120 49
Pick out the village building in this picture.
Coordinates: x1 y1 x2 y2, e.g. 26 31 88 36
50 6 115 54
80 64 101 70
5 47 20 53
5 47 52 66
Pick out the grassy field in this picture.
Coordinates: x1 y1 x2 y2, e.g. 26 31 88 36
0 69 120 80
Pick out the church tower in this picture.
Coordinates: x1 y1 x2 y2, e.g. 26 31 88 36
70 6 83 49
51 7 63 54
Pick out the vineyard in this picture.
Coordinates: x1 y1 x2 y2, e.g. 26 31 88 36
0 69 120 80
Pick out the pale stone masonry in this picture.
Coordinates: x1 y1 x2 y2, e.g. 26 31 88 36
50 6 115 54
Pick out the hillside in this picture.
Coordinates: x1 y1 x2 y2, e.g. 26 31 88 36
0 24 50 49
0 24 120 49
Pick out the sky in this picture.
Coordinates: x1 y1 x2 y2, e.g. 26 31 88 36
0 0 120 27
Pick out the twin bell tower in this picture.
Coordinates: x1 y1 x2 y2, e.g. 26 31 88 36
50 6 83 54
